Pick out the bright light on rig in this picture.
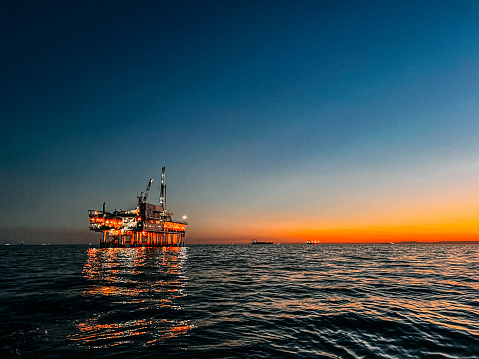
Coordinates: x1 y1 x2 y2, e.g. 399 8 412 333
183 216 187 220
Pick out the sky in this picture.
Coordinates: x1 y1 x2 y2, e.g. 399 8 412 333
1 0 479 244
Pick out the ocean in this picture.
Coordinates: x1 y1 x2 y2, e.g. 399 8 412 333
0 244 478 358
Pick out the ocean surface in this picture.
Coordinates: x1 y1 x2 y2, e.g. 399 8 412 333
0 244 478 358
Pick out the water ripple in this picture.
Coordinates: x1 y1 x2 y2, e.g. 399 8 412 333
0 244 478 358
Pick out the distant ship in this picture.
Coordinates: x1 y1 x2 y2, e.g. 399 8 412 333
251 239 273 245
306 240 320 245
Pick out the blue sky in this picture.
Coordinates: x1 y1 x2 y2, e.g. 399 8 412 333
1 1 479 243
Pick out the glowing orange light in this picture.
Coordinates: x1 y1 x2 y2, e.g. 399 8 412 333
163 222 186 231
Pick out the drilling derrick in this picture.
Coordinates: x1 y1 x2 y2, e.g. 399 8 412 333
160 166 166 210
88 167 187 248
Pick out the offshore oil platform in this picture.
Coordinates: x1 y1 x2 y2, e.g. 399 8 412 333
88 167 187 248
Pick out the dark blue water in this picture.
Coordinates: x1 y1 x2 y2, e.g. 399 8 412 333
0 244 478 358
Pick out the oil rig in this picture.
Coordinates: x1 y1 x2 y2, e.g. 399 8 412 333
88 167 187 248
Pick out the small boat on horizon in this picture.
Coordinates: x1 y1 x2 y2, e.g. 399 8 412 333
306 240 320 245
251 239 273 245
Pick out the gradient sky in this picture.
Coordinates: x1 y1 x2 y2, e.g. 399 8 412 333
1 0 479 244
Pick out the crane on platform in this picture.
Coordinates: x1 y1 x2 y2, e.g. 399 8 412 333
140 178 153 203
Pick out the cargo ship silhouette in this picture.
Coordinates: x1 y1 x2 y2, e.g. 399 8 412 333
251 239 273 245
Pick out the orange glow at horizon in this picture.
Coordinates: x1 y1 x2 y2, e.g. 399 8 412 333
192 156 479 243
189 203 479 243
260 212 479 243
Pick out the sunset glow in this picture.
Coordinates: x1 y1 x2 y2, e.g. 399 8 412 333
1 2 479 244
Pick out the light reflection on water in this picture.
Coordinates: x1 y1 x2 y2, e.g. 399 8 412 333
1 244 479 357
70 247 191 348
182 243 479 357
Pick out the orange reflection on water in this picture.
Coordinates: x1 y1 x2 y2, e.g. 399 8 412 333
146 322 194 344
70 246 190 347
74 318 152 344
72 318 194 347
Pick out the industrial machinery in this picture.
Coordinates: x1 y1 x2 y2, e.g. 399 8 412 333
88 167 187 247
